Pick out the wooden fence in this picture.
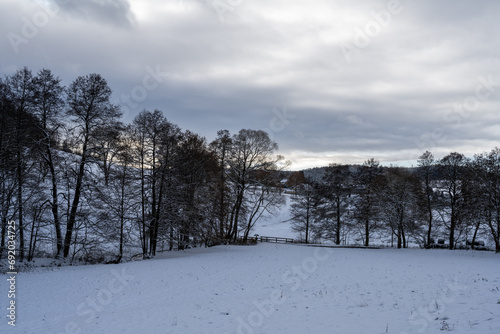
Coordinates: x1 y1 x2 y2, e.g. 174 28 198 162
258 236 295 243
237 235 295 244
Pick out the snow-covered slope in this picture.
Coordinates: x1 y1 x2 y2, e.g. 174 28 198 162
2 244 499 334
251 193 296 239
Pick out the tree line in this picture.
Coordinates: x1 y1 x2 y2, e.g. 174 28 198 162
2 66 499 263
0 67 286 263
290 152 500 252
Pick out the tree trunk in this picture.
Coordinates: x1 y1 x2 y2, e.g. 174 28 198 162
448 182 458 250
47 147 62 257
305 201 310 244
63 137 88 258
16 139 25 262
149 184 156 255
426 197 432 246
449 198 456 250
425 174 433 246
139 145 147 256
117 167 126 263
364 220 369 247
497 216 500 253
401 228 406 249
218 150 226 239
471 221 481 250
336 199 341 245
28 209 41 262
227 201 237 240
489 215 500 253
232 187 245 242
169 226 174 251
152 172 165 256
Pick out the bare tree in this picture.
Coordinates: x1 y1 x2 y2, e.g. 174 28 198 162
439 152 467 250
0 78 17 260
130 111 150 255
226 129 285 242
90 125 136 262
352 158 383 246
4 67 37 261
209 130 233 241
379 167 425 248
289 181 316 243
175 131 217 248
63 74 121 258
31 68 65 257
131 110 182 255
314 164 352 245
473 148 500 252
417 151 438 247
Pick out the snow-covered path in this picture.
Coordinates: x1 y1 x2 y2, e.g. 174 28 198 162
2 244 499 334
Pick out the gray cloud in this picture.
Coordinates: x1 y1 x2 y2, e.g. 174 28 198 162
52 0 136 28
2 0 500 169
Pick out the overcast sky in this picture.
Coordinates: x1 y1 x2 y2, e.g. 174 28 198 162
2 0 500 170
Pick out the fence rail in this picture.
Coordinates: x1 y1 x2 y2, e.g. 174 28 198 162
236 235 296 244
258 236 295 244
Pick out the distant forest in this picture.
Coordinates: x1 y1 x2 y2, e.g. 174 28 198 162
0 67 499 265
292 156 500 253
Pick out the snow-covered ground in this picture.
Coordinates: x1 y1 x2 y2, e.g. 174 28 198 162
2 243 499 334
251 193 296 239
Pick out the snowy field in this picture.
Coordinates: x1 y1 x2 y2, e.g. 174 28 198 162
2 244 499 334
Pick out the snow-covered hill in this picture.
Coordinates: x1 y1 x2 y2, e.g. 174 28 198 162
3 244 499 333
